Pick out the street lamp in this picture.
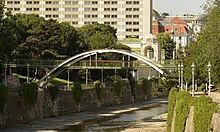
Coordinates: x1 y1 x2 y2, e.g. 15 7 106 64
180 63 184 91
178 64 181 89
191 62 195 96
208 62 211 97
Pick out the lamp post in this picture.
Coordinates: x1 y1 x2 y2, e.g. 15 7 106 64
180 63 184 91
191 62 195 96
178 64 181 89
208 62 211 97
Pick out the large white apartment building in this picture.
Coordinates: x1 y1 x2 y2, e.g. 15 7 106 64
5 0 152 40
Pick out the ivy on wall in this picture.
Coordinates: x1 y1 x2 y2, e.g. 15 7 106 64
71 82 83 106
0 84 8 113
21 82 38 107
174 91 193 132
194 96 217 132
47 85 59 102
129 78 136 98
93 80 102 101
167 87 178 132
113 80 121 97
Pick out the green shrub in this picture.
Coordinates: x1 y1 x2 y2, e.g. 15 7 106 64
71 82 83 106
0 84 8 113
21 82 38 107
174 91 192 132
113 80 121 97
167 87 178 132
93 80 102 101
194 96 217 132
47 85 59 102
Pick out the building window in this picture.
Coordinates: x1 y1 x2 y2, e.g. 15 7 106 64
53 1 59 4
14 8 20 11
34 1 40 4
133 1 139 4
111 22 117 25
65 1 72 4
111 1 117 4
126 28 132 31
26 8 32 11
92 8 98 11
133 28 139 32
65 14 72 18
53 8 59 11
53 15 59 18
26 1 32 4
104 15 110 18
84 8 91 11
84 15 91 18
72 8 78 11
104 1 110 4
45 15 52 18
133 15 139 18
133 8 139 11
14 1 20 4
126 15 132 18
46 8 52 11
84 1 91 4
133 22 139 25
104 8 110 11
126 1 132 4
7 8 13 11
92 1 98 4
84 22 91 25
111 8 117 11
126 22 132 25
92 22 97 24
104 22 110 24
126 8 132 11
7 1 13 4
92 15 98 18
34 8 39 11
46 1 52 4
111 15 117 18
72 22 78 25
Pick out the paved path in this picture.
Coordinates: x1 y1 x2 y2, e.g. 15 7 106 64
1 98 168 132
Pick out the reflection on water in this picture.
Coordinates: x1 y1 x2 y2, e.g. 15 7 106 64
60 103 167 132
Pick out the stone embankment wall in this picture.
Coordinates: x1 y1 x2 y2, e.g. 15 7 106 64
0 84 151 128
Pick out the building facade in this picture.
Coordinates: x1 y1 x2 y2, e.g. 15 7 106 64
5 0 152 40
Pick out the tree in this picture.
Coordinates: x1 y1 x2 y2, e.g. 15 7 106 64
182 0 220 85
77 23 117 49
157 33 176 59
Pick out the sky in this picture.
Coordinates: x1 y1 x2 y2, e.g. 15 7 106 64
153 0 207 16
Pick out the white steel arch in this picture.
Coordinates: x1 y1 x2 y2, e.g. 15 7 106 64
37 49 164 88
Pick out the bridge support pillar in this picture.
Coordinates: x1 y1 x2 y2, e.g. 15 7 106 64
86 69 88 86
115 69 117 81
101 69 104 86
67 69 70 88
27 63 30 83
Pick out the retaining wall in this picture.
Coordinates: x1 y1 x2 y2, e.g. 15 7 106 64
0 83 150 128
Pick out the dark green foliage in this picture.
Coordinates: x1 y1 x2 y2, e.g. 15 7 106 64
71 82 83 106
129 78 136 98
182 1 220 85
156 33 176 59
0 84 8 113
167 87 178 132
93 80 102 101
113 80 121 97
47 85 59 102
141 78 152 96
174 91 192 132
194 96 217 132
21 82 38 107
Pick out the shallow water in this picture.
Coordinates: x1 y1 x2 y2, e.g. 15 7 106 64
60 103 167 132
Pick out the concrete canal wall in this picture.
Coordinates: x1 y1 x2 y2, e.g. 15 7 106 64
0 84 154 128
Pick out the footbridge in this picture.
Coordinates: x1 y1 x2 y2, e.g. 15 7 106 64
8 49 176 88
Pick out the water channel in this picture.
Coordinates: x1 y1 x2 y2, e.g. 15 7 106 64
60 103 168 132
